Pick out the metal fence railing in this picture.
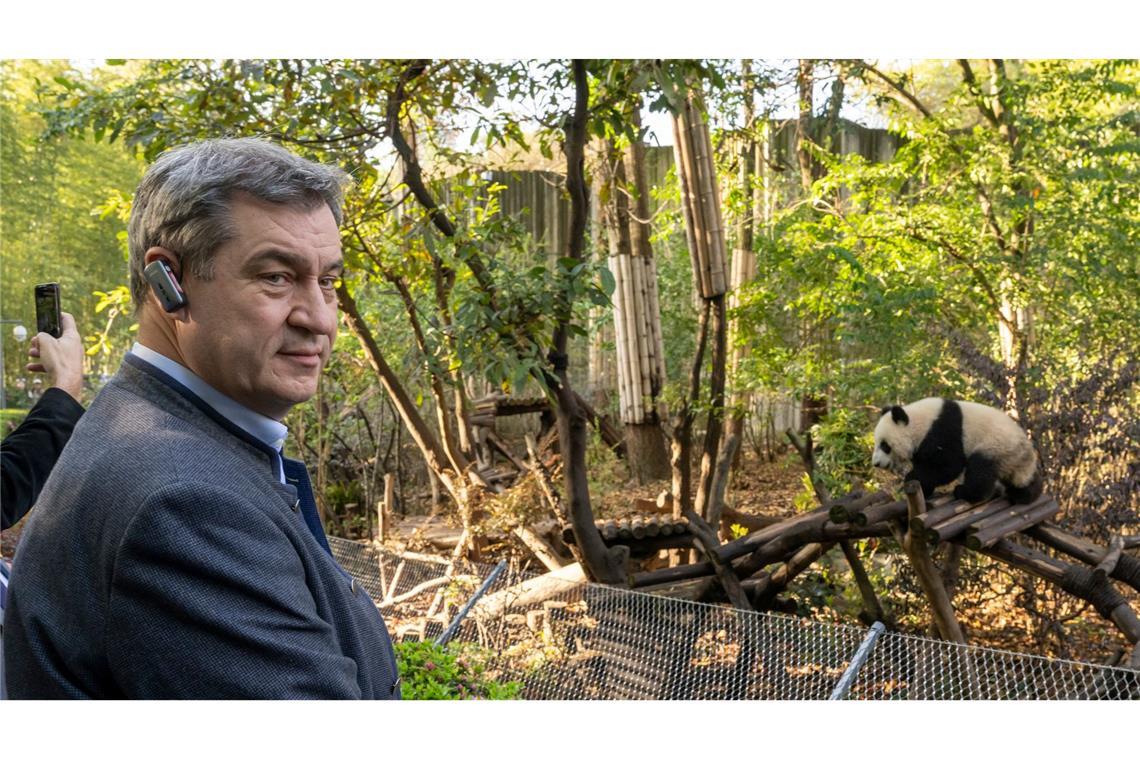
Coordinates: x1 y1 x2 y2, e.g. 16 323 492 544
329 536 1140 700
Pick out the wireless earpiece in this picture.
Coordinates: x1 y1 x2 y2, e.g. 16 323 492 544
143 259 188 312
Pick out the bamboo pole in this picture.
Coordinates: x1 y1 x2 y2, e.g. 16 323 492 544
672 109 707 302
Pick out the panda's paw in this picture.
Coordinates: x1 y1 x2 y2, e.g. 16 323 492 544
953 484 993 503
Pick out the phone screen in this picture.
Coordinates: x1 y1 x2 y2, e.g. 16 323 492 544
35 283 62 339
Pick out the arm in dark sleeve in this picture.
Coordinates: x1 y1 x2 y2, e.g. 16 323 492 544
1 388 85 529
106 482 363 698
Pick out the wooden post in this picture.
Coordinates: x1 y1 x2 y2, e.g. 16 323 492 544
377 473 394 542
899 481 967 644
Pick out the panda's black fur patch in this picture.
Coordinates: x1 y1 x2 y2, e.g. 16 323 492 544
907 400 971 499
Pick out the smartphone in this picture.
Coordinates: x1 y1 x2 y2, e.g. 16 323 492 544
35 282 62 339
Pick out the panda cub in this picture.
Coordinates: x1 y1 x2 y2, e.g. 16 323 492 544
872 398 1043 504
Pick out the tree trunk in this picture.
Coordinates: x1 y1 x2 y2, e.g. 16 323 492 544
552 59 628 585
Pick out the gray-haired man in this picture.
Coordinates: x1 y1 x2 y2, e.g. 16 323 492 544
3 138 400 699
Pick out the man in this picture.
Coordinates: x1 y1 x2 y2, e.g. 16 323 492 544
1 311 85 699
3 138 400 698
1 312 85 529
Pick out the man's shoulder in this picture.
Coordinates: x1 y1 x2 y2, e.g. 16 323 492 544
77 363 267 469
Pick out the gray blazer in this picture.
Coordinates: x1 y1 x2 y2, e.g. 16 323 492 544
3 357 400 699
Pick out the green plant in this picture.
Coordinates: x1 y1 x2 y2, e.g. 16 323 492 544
1 408 29 437
394 640 523 700
802 407 876 505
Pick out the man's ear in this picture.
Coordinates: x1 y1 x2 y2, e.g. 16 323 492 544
890 405 909 425
142 247 189 321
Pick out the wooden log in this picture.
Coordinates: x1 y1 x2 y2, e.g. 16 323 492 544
683 507 752 611
629 516 648 539
859 498 909 529
966 495 1052 534
631 559 715 589
643 516 662 538
751 542 836 608
633 497 662 513
925 499 1011 544
819 523 897 542
899 481 967 644
599 521 619 542
484 429 529 474
721 503 833 561
472 563 587 621
833 490 896 527
982 539 1140 645
513 525 568 572
720 504 781 534
1095 536 1126 581
1025 525 1140 593
911 497 986 539
965 498 1060 550
638 576 716 602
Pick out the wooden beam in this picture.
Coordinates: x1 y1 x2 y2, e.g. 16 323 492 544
981 539 1140 645
965 498 1060 550
898 481 967 644
684 508 752 610
512 525 567 572
1025 525 1140 594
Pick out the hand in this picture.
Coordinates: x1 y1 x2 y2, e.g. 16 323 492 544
27 312 85 401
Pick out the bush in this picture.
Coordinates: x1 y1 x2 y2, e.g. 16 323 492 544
794 407 876 510
394 640 523 700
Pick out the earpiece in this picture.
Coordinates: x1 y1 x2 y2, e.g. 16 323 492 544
143 259 188 312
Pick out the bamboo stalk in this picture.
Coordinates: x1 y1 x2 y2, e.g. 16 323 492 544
644 255 667 399
695 99 728 296
671 109 707 300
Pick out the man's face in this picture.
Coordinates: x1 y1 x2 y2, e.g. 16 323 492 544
176 194 342 420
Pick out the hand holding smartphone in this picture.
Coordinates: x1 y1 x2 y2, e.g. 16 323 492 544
35 282 62 339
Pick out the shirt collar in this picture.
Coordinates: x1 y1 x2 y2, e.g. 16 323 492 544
129 343 289 453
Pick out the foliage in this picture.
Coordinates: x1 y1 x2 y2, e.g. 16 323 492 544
0 60 142 394
394 640 523 700
1 408 29 436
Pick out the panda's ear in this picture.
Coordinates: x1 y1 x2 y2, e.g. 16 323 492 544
890 405 909 425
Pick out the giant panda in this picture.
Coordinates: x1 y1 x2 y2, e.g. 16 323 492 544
871 398 1043 504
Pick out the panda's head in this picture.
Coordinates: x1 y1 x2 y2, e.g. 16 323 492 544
872 405 915 475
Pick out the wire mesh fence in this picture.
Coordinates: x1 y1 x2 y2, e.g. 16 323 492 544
329 536 1140 700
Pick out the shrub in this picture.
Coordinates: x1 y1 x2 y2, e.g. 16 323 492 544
394 640 523 700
